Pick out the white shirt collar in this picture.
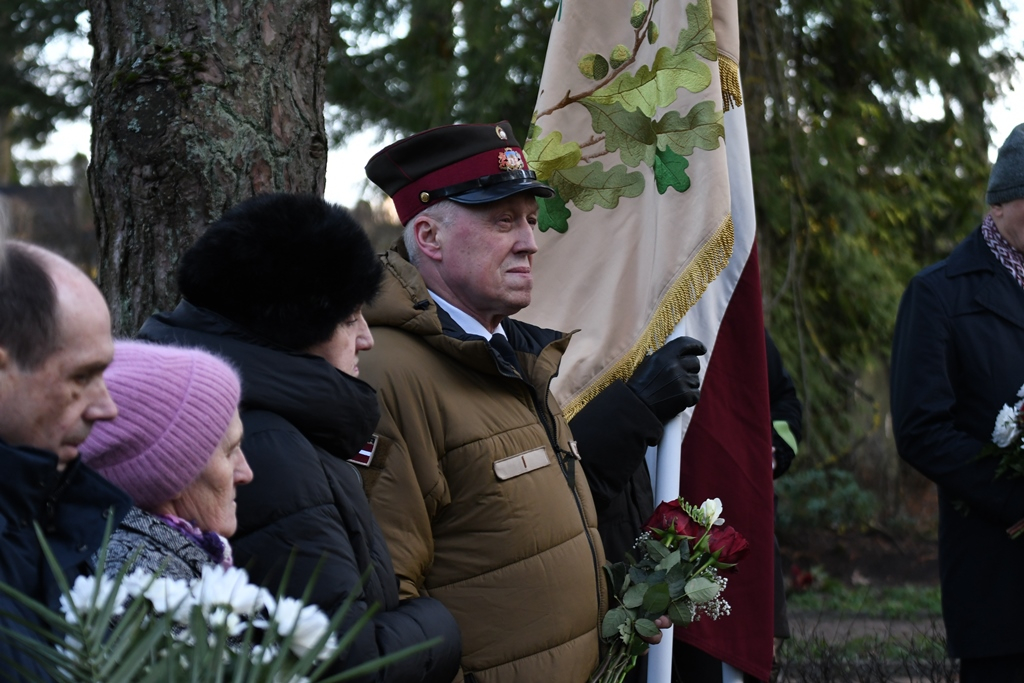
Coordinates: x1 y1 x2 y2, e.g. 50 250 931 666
428 290 506 341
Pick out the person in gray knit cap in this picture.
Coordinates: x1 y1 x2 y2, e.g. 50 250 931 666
890 123 1024 683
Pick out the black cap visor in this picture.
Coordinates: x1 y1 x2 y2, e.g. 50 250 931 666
451 179 556 204
426 169 555 206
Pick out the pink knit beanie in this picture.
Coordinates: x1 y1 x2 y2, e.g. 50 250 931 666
79 341 242 509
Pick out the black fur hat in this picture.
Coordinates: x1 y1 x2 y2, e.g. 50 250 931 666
178 193 383 351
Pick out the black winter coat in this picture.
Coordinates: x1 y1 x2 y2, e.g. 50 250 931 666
571 381 664 563
139 301 461 683
766 330 802 479
0 442 131 681
891 227 1024 659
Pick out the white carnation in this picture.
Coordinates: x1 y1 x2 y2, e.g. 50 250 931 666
992 403 1020 448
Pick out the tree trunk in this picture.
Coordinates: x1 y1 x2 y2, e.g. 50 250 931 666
88 0 330 336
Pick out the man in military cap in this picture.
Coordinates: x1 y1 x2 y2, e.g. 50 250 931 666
359 122 704 683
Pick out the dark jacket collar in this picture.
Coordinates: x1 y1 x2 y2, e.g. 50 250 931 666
0 440 131 584
946 227 1024 331
139 301 380 461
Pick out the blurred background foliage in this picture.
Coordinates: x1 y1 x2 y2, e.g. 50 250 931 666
3 0 1020 532
0 0 89 183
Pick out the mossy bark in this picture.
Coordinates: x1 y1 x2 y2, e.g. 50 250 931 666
88 0 330 335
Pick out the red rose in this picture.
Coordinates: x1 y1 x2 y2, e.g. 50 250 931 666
643 499 703 539
707 524 750 566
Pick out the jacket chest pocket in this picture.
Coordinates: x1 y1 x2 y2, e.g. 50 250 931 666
493 447 550 480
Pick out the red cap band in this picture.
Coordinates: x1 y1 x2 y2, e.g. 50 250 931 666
391 147 529 224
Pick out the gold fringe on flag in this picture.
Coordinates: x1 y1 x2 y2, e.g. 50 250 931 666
719 55 743 111
562 214 735 421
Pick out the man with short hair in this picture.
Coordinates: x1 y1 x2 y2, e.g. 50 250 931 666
360 122 703 682
891 122 1024 681
0 241 131 678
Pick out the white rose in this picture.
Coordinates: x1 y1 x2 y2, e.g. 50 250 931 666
698 498 725 526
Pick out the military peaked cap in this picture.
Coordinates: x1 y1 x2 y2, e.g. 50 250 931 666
364 121 554 224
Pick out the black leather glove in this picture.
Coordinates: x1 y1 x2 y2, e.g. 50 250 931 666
626 336 707 424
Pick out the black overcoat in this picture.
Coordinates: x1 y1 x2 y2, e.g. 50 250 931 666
140 301 461 683
891 227 1024 659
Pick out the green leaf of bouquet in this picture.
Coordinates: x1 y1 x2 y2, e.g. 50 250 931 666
602 606 629 639
523 128 583 180
629 565 649 585
635 617 661 638
653 101 724 156
550 161 644 211
644 538 671 560
685 576 722 604
655 549 682 572
666 563 689 596
623 583 648 609
590 46 710 117
668 599 693 626
581 99 656 168
538 192 571 233
604 561 630 598
642 582 671 613
676 0 717 61
578 53 609 80
654 146 690 194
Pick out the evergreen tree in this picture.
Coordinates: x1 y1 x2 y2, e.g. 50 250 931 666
0 0 87 182
326 0 557 142
740 0 1018 464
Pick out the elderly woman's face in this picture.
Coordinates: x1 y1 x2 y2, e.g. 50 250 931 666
306 308 374 377
169 410 252 536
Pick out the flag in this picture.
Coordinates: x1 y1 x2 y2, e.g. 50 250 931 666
521 0 774 679
521 0 733 420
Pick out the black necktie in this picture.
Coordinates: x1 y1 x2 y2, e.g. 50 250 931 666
489 334 522 376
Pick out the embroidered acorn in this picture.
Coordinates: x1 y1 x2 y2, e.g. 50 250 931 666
610 45 631 70
630 1 647 28
578 53 609 80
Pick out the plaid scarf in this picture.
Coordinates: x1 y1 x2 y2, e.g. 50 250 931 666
982 212 1024 290
157 513 234 568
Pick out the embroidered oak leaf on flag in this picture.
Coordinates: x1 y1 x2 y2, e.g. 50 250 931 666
525 0 724 231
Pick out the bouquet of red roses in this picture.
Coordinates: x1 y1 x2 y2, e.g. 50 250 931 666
589 497 749 683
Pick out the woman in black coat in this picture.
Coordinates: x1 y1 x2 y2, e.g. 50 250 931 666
139 194 461 683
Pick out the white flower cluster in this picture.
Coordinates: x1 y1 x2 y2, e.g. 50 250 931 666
59 565 338 663
991 383 1024 448
691 572 731 622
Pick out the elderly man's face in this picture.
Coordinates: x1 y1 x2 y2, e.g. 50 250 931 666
434 194 539 331
994 198 1024 253
0 265 117 467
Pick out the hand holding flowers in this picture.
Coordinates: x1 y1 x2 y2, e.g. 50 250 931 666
985 382 1024 538
589 497 749 683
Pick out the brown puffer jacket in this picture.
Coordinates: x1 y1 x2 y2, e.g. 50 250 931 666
358 250 608 683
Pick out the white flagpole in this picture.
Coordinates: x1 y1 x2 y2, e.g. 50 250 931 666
645 85 758 683
645 324 693 683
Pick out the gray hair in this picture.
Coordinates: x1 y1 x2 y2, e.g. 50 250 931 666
403 200 462 267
